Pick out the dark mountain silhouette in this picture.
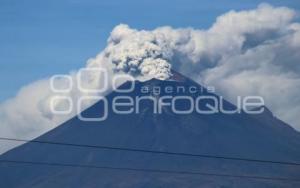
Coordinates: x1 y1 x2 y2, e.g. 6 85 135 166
0 71 300 188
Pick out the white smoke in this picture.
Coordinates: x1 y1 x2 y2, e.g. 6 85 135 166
105 24 173 80
0 3 300 153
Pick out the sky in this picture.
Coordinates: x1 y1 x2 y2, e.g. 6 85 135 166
1 0 300 102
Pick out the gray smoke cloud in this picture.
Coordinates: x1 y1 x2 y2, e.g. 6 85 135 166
101 3 300 130
0 3 299 153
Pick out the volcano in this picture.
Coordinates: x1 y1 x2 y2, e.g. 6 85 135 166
0 71 300 188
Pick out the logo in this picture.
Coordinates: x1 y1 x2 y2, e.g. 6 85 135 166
50 68 265 122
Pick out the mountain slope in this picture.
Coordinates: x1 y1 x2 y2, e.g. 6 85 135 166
0 72 300 188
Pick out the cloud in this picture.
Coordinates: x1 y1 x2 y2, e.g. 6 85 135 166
0 3 299 153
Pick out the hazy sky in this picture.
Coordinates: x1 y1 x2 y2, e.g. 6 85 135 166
1 0 299 102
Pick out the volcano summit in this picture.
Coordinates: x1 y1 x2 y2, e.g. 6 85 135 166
0 71 300 188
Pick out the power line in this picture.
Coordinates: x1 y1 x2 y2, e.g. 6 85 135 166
0 159 300 182
1 137 300 166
